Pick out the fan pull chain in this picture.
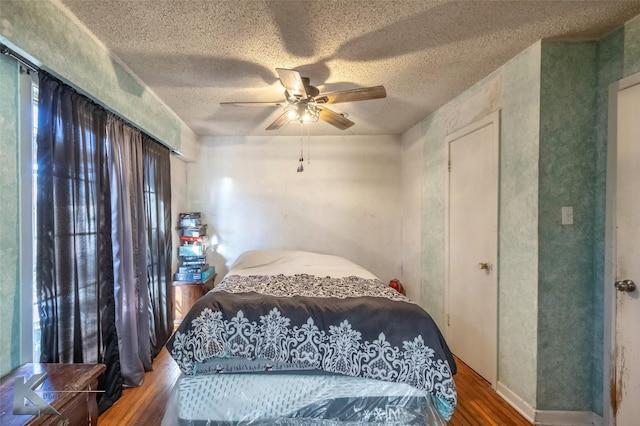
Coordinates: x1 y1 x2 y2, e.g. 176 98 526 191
297 148 304 172
307 125 310 164
297 124 304 172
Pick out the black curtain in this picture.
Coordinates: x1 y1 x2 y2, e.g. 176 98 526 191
142 135 173 358
36 72 122 411
36 71 173 412
107 115 151 387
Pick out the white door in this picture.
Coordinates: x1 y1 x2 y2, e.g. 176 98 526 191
446 112 499 386
613 80 640 424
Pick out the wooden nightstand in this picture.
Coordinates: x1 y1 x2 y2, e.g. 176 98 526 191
0 362 105 426
173 273 216 326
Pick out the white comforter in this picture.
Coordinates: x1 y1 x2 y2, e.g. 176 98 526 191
228 249 379 280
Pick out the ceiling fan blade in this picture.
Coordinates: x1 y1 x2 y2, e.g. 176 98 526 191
318 106 355 130
276 68 308 99
317 85 386 104
266 112 289 130
220 101 283 107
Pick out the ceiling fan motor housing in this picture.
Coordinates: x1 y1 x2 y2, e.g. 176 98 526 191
285 77 320 102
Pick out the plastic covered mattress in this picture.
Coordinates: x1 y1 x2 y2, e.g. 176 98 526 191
161 372 447 425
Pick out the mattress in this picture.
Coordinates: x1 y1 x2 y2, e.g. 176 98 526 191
163 372 447 425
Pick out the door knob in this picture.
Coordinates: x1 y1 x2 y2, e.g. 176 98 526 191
615 280 637 292
478 262 491 271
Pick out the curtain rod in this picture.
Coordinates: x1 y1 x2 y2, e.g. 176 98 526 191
0 43 39 73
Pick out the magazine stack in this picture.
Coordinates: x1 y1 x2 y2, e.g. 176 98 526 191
175 212 216 283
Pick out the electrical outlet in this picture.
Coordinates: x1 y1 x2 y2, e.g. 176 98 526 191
561 206 573 225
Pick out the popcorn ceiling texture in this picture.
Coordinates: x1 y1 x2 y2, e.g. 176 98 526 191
58 0 640 137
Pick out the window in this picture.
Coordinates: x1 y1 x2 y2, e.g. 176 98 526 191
31 79 39 361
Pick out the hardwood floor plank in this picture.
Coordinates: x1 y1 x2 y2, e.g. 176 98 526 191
449 357 532 426
98 348 180 425
99 350 533 425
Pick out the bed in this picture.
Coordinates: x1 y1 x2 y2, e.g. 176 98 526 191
163 249 457 425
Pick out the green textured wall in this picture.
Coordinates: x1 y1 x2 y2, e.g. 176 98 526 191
624 16 640 76
497 43 541 407
538 42 597 411
420 110 447 328
0 54 20 377
419 43 541 407
0 0 181 150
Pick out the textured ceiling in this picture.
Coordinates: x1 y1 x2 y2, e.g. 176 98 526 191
59 0 640 137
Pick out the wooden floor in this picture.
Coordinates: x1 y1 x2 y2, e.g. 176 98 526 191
98 348 181 425
449 358 532 425
99 349 532 425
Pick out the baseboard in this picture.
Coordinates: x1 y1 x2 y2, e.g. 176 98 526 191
534 410 602 425
496 382 536 422
592 412 604 426
496 382 602 426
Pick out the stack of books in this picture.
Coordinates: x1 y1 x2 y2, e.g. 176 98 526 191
175 212 216 282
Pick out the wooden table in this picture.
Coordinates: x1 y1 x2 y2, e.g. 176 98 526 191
0 363 105 426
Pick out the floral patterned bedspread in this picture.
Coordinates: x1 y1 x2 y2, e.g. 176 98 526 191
166 274 457 420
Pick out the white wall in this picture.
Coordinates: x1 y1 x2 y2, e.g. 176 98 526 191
170 123 200 273
170 155 189 274
187 134 402 283
400 127 424 304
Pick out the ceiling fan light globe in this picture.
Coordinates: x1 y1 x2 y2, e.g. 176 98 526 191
286 108 299 121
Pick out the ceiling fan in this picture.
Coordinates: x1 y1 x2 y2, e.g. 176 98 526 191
221 68 386 131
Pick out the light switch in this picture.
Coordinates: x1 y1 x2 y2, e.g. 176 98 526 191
561 206 573 225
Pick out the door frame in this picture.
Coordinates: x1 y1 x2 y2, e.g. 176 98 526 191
604 70 640 425
444 110 500 388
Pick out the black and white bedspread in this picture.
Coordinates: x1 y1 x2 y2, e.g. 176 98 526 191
166 250 457 420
